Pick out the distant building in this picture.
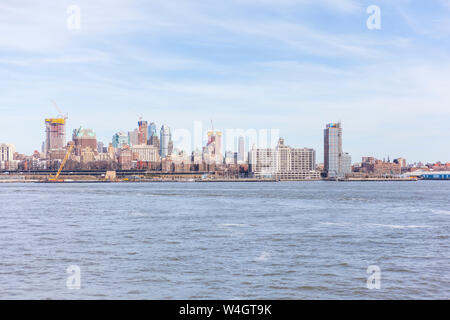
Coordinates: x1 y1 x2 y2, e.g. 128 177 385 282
131 144 160 162
224 151 236 165
0 143 15 162
118 146 132 170
324 122 351 178
137 119 148 145
44 117 66 155
237 136 245 163
341 152 352 175
394 157 407 168
97 141 104 153
128 129 139 146
73 127 97 157
355 157 402 176
0 143 16 170
160 124 172 158
148 135 160 152
112 131 129 149
191 150 202 164
148 122 158 138
249 138 320 180
207 129 222 163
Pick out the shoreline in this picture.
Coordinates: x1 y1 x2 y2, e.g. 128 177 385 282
0 178 427 183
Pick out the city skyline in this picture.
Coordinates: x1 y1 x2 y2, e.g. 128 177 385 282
1 114 450 165
1 1 450 163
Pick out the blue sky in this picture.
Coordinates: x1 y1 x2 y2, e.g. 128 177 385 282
0 0 449 163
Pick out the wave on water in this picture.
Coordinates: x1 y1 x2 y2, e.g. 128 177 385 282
128 211 148 217
320 222 351 227
368 223 430 229
430 209 450 215
255 251 270 262
220 223 245 227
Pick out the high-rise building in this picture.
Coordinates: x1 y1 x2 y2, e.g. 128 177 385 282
324 122 351 178
206 129 223 163
0 143 15 161
44 117 66 155
112 131 129 149
160 124 172 158
238 136 245 163
118 145 132 170
224 151 236 165
249 138 319 180
138 119 148 145
148 122 158 139
0 143 16 170
341 152 352 175
128 129 139 146
148 135 160 151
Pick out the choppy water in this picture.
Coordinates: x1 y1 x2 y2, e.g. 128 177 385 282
0 181 449 299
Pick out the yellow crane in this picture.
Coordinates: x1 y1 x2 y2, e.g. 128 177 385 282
47 142 74 182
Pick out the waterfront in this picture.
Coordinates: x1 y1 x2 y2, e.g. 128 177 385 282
0 181 449 299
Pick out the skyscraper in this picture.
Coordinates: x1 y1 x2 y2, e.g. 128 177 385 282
112 131 129 149
160 124 171 158
238 136 245 163
44 117 66 155
128 128 139 146
207 129 223 163
148 122 158 139
324 122 351 178
138 119 148 145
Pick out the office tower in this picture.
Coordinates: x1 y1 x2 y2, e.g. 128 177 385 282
0 143 16 170
341 152 352 175
248 138 319 180
118 146 132 170
44 117 66 155
148 135 160 152
138 119 148 145
207 129 223 163
238 136 245 163
148 122 158 139
324 122 351 178
112 131 129 149
0 143 15 161
160 124 172 158
128 128 139 146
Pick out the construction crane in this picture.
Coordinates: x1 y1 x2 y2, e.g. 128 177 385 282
50 99 68 120
47 142 74 182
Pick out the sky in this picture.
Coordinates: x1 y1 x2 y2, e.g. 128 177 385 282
0 0 449 163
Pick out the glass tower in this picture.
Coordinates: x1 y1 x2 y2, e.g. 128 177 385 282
324 122 343 178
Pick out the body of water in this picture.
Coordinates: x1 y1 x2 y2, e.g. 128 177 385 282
0 181 449 299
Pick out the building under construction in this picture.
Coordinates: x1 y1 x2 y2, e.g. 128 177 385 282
44 118 66 156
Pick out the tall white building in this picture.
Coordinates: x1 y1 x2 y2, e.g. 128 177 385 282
160 124 172 158
249 138 320 180
324 122 351 178
0 143 15 162
128 129 139 146
0 143 17 170
341 152 352 175
237 136 245 164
